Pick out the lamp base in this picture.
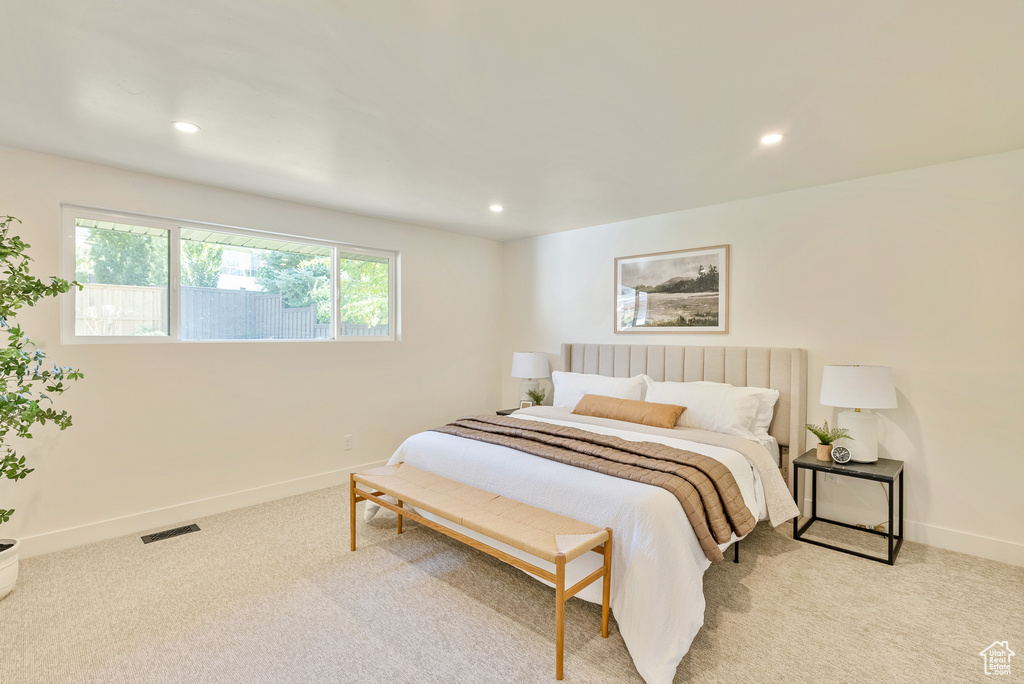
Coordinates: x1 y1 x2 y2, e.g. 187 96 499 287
519 379 540 402
838 409 879 463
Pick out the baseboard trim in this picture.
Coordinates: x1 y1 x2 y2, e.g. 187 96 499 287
18 459 389 559
23 466 1023 567
800 497 1024 567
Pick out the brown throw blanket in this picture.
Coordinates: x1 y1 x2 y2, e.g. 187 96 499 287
432 415 756 562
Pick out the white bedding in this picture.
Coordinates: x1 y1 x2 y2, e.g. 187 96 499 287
367 408 770 684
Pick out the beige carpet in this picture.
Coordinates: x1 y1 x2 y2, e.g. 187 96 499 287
1 485 1021 683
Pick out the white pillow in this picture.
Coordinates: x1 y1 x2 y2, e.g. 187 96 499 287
551 371 645 411
642 377 759 439
693 381 779 441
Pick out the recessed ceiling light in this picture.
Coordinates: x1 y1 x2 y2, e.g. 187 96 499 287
760 133 783 145
490 204 504 213
173 121 200 133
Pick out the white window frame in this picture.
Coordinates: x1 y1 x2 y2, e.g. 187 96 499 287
61 205 399 344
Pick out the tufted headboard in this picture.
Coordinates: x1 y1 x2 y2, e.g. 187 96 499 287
561 343 807 480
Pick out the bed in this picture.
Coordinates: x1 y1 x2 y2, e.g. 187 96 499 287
368 343 806 684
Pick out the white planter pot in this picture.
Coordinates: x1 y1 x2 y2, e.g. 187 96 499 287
0 538 20 600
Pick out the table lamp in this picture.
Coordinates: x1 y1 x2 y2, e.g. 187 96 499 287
511 352 549 402
819 365 897 463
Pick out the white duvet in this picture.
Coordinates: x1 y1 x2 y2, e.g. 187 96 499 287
367 408 770 684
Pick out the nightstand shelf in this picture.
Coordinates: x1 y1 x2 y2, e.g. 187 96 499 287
496 408 518 416
792 450 904 565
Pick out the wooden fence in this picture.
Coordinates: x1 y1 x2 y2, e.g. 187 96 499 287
76 283 168 336
75 284 387 339
339 322 390 336
180 287 326 340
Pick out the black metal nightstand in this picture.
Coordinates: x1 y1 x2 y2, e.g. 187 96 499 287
792 450 904 565
496 408 518 416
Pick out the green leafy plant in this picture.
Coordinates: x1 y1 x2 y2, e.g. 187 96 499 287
256 251 332 323
181 240 224 288
256 251 391 327
77 225 167 286
337 254 389 327
526 388 546 406
805 420 852 446
0 216 84 526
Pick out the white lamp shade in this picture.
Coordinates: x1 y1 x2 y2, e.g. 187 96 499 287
820 365 897 409
511 352 549 379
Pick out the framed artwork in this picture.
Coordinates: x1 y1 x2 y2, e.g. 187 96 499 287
614 244 729 333
519 400 534 409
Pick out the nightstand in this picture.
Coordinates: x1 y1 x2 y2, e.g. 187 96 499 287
496 408 518 416
792 450 904 565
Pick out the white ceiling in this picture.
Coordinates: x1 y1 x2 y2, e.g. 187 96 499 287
2 1 1022 241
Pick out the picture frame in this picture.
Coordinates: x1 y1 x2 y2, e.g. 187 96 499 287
614 244 729 334
519 400 534 409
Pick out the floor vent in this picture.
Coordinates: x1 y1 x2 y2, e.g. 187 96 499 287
141 524 201 544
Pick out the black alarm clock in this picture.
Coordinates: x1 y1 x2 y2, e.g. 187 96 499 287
830 445 852 464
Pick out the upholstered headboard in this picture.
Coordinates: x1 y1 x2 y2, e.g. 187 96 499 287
560 343 807 479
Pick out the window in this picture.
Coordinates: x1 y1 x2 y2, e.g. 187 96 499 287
339 252 391 337
63 207 397 343
178 229 334 341
74 219 170 337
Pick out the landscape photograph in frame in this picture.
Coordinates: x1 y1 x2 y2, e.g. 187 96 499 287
614 245 729 333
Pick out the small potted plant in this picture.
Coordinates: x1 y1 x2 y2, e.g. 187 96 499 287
0 216 84 600
805 421 852 461
526 387 546 406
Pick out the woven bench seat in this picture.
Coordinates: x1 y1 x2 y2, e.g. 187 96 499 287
350 463 612 680
353 464 608 563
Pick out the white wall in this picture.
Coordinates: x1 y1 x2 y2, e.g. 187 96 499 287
501 149 1024 566
0 149 503 556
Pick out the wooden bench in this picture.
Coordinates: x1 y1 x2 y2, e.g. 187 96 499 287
350 463 612 680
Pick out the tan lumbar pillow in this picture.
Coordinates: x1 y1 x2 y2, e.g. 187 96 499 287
571 394 686 429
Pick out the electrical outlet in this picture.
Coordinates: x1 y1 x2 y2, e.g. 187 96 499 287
343 435 353 451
